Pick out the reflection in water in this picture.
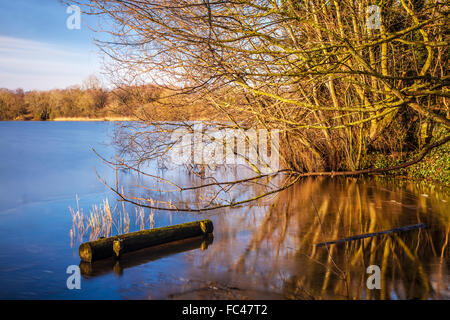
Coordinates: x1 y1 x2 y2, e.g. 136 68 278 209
168 177 449 300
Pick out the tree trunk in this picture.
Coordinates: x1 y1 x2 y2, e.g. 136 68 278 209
79 219 213 262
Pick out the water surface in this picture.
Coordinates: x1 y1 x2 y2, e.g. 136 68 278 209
0 121 448 299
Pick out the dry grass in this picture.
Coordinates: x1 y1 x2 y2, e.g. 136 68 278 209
69 195 155 246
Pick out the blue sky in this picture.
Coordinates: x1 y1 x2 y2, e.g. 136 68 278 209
0 0 103 90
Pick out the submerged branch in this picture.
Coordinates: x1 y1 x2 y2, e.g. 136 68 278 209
316 223 427 247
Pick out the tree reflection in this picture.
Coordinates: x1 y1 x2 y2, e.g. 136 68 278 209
179 177 449 300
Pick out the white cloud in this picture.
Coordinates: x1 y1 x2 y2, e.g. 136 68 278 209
0 35 101 90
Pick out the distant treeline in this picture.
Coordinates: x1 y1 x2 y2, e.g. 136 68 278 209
0 81 217 121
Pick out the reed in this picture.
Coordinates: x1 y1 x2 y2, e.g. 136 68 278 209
70 195 155 247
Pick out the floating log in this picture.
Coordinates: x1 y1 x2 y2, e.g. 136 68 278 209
79 219 214 262
316 223 427 247
79 234 213 277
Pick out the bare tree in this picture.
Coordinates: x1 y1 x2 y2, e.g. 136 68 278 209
72 0 449 211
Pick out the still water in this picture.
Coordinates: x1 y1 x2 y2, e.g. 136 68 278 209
0 121 448 299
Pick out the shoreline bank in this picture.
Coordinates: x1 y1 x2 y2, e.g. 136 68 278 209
52 117 136 121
